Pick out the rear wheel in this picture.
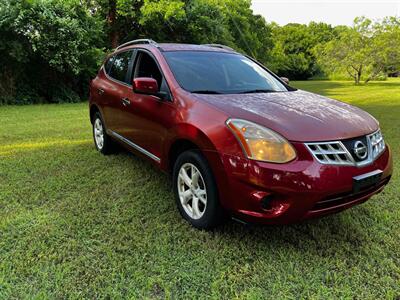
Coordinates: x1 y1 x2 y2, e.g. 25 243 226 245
92 112 115 155
173 150 224 229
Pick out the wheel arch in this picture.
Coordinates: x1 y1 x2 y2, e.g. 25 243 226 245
89 103 102 124
164 123 218 172
167 139 202 174
164 124 233 211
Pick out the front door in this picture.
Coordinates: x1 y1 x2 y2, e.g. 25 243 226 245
119 50 175 163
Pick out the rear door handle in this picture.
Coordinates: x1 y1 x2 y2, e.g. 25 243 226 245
121 97 131 106
97 88 104 95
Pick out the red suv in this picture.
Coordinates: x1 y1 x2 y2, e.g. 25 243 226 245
89 39 392 229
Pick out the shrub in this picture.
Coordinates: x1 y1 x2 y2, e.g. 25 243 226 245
0 0 105 104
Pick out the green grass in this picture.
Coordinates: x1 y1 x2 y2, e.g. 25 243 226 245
0 79 399 299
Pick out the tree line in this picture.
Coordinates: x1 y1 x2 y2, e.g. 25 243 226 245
0 0 399 104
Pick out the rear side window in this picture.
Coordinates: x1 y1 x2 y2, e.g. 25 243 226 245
108 51 133 83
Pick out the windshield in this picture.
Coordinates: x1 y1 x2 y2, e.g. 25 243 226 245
163 51 289 94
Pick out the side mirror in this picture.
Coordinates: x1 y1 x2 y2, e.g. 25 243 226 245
133 77 159 95
280 77 289 85
133 77 169 100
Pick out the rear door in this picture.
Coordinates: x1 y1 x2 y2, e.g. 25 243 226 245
99 49 135 133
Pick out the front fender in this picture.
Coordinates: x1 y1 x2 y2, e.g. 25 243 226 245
162 123 234 211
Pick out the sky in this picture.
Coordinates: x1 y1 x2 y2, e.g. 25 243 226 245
251 0 400 26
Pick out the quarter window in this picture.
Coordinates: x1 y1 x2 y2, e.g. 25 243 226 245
109 51 133 83
104 56 114 74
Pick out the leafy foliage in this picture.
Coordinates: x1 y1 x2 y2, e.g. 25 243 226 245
0 0 105 104
316 17 400 83
0 0 399 104
268 22 337 79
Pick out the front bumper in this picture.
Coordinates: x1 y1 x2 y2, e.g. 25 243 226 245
217 142 393 224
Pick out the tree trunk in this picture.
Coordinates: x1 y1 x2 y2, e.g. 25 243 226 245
355 65 362 84
107 0 119 48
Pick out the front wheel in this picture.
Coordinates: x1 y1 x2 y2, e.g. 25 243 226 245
173 150 224 229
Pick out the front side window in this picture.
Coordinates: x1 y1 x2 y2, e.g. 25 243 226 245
163 51 289 94
134 52 168 92
109 51 133 83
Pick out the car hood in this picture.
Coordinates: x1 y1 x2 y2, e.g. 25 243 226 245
193 90 379 142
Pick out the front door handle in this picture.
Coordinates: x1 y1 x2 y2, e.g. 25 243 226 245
121 97 131 106
97 88 104 95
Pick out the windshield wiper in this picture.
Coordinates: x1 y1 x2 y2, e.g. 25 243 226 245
190 90 223 94
238 89 276 94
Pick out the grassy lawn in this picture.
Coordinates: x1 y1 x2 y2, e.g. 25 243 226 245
0 79 399 299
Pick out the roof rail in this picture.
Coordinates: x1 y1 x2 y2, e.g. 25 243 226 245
202 44 235 51
116 39 158 50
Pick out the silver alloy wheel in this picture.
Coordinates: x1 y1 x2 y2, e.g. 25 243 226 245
177 163 207 220
94 118 104 150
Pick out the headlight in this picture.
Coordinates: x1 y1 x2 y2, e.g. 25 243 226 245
226 118 296 163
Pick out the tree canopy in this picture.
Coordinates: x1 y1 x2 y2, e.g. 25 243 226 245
0 0 399 104
316 17 400 84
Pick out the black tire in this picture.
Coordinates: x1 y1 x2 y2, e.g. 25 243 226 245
172 150 224 230
92 112 116 155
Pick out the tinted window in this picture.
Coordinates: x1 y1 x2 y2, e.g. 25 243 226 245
104 56 114 74
134 52 163 88
134 52 168 92
163 51 289 94
109 51 133 83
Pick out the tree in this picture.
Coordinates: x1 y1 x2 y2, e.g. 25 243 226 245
367 17 400 81
217 0 274 63
87 0 144 48
137 0 274 64
316 17 400 84
268 22 336 79
1 0 399 104
107 0 118 48
0 0 105 103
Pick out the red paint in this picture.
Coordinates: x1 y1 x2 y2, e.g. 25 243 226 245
89 43 393 224
133 77 158 94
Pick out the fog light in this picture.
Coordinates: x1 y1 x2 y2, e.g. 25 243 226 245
261 194 275 210
251 191 290 216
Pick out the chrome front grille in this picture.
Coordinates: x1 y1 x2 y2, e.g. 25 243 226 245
306 129 385 167
306 141 353 165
